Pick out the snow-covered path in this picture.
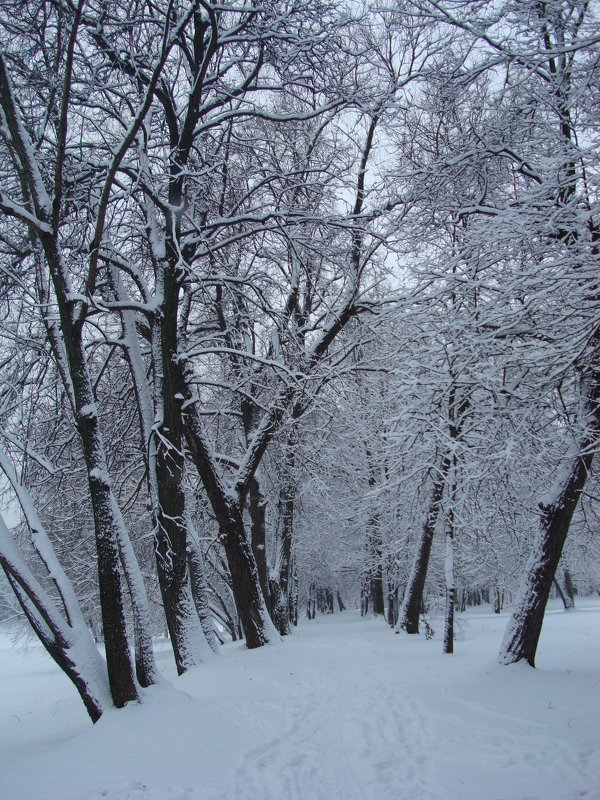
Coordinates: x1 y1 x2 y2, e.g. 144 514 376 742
1 601 599 800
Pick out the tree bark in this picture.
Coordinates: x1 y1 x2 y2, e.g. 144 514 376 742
500 372 598 666
187 521 220 653
272 479 295 635
443 473 456 654
563 569 576 609
369 529 385 617
182 383 276 648
248 476 270 610
220 511 275 647
396 455 451 634
154 269 210 673
54 285 139 706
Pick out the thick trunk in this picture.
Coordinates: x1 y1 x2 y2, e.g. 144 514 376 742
493 587 502 614
368 517 385 616
65 334 139 707
220 508 275 647
500 432 595 666
328 590 333 613
155 275 209 673
396 456 451 634
154 446 209 672
370 564 385 617
35 232 139 708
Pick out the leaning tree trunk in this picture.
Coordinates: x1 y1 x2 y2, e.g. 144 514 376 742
220 509 275 646
396 455 451 634
553 577 568 608
500 373 599 666
186 516 220 653
0 509 112 723
183 397 276 648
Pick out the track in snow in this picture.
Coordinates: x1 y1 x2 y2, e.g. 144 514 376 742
1 602 599 800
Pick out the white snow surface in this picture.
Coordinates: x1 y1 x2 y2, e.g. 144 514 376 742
1 599 598 800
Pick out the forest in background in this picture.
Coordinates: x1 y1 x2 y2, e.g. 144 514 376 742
0 0 598 722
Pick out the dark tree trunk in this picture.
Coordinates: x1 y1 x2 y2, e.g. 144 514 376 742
367 514 384 616
443 586 455 655
553 578 568 608
337 591 346 612
213 586 239 641
272 479 295 635
0 48 139 711
500 391 597 666
60 307 139 707
307 582 316 620
563 569 576 609
443 471 456 655
154 269 208 673
249 477 270 610
365 449 384 617
183 403 274 648
221 510 274 647
326 588 334 613
387 586 396 627
187 529 219 652
397 455 451 634
361 580 369 616
370 565 385 617
291 565 299 626
494 587 501 614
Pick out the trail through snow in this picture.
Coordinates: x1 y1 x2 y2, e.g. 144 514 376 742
1 599 598 800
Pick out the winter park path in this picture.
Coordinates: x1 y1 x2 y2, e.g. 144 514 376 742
1 601 599 800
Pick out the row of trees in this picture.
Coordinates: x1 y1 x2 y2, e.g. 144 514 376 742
0 0 598 721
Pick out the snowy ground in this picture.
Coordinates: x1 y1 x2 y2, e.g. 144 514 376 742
1 599 598 800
